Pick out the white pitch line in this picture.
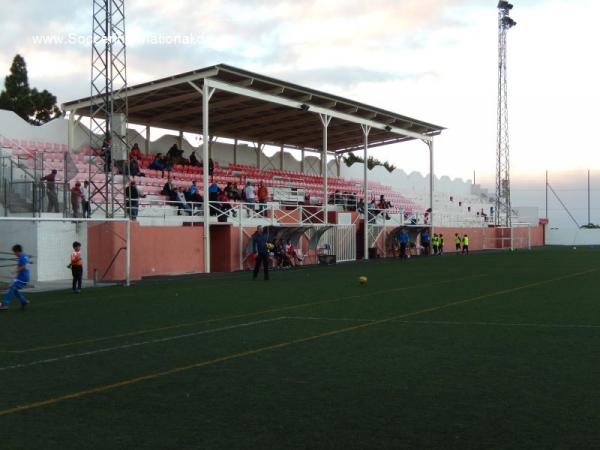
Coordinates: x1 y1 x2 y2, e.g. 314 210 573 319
286 316 600 330
0 317 286 372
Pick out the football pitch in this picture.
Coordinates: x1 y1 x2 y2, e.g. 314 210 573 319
1 247 599 449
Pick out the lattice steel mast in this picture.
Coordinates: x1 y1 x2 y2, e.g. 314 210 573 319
89 0 128 217
495 1 516 226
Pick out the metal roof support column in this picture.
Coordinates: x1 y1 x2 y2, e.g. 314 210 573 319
68 112 75 153
256 143 261 169
202 81 215 273
361 124 371 260
320 114 332 224
426 139 435 240
280 144 284 171
178 131 183 149
301 149 305 173
233 139 238 165
144 126 150 155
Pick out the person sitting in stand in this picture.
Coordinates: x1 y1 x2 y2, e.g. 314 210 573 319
161 177 176 200
129 156 145 178
186 181 203 203
378 194 392 220
130 143 143 161
217 189 236 218
175 187 192 215
149 153 165 174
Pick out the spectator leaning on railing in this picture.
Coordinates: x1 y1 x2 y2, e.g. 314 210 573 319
41 169 59 212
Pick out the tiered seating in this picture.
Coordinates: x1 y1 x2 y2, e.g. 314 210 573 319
7 143 424 214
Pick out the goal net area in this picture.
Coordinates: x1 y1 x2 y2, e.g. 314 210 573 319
482 224 533 251
0 217 131 287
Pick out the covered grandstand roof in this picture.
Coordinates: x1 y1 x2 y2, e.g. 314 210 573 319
62 64 444 153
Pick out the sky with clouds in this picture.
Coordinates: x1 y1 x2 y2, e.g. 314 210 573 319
1 0 599 223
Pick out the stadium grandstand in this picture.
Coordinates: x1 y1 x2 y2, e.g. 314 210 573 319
0 65 544 284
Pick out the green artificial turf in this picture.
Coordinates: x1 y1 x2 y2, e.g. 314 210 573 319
1 247 599 449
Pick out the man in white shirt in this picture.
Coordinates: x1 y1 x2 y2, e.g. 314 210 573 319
244 181 255 216
82 180 91 218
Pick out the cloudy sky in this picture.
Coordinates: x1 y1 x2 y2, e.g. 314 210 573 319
1 0 599 224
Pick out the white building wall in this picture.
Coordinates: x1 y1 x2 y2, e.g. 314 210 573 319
547 228 600 246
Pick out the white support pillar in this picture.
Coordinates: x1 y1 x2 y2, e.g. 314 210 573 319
301 148 305 173
280 144 284 171
202 81 216 273
361 125 371 260
144 126 150 155
320 114 332 224
125 218 131 286
428 139 435 238
67 111 76 153
336 156 341 177
178 130 184 149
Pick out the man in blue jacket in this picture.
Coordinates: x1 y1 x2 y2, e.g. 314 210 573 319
252 226 270 281
398 228 409 260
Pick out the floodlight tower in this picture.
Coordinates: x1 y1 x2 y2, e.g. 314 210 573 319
89 0 128 217
495 1 516 227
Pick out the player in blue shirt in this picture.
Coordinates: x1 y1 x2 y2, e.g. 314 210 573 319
398 228 409 260
421 230 431 256
1 244 31 310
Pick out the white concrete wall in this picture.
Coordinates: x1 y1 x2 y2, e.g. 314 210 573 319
0 220 88 282
547 228 600 246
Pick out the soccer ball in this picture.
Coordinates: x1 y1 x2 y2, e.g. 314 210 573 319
358 276 368 285
573 246 577 250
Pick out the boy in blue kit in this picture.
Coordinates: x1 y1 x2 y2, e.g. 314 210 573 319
1 244 31 311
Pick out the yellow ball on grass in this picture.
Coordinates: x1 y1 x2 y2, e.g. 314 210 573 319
358 276 368 285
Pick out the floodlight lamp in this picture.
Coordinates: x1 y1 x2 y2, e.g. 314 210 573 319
502 16 517 28
497 1 513 11
300 103 310 112
384 125 392 132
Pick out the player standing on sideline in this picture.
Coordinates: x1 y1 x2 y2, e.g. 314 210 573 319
421 229 430 256
462 234 470 255
252 226 270 281
439 234 445 255
432 234 439 255
68 241 83 294
0 245 31 311
454 233 462 254
399 228 409 260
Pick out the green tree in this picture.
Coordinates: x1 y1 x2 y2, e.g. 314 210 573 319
0 54 61 125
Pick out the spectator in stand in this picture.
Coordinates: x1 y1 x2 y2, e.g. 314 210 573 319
378 194 392 220
189 150 200 167
257 182 268 215
70 182 83 218
230 183 241 201
244 181 256 215
357 198 365 215
82 181 91 218
149 153 163 170
130 143 143 160
217 189 236 218
167 143 185 164
125 180 143 220
161 177 176 201
186 181 202 203
101 135 112 173
161 154 173 173
285 239 300 267
175 187 192 216
208 158 215 176
41 169 59 212
129 156 145 178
